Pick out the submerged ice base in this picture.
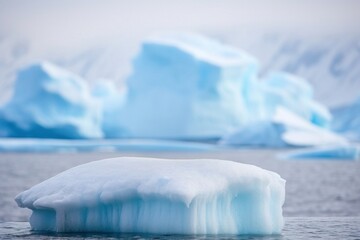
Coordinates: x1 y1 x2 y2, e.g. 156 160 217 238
15 157 285 235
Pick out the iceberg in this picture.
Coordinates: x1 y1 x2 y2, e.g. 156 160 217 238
259 72 331 127
331 97 360 141
0 62 102 139
119 33 259 139
280 144 360 160
92 81 126 138
221 107 346 147
15 157 285 235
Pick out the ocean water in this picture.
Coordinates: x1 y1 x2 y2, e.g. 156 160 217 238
0 150 359 239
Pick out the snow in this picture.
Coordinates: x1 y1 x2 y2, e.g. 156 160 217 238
221 107 346 147
0 62 102 139
280 144 360 160
331 96 360 141
15 157 285 234
119 33 259 139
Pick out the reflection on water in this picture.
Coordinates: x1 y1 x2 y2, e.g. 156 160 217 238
1 218 360 240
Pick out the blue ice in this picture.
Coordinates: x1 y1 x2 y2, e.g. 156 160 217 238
0 62 102 139
118 33 259 139
331 96 360 141
281 144 360 160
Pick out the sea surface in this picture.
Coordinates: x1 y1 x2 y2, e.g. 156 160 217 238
0 150 359 239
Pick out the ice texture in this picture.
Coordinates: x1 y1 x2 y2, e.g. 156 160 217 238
15 157 285 235
221 107 346 147
281 145 360 160
119 33 259 139
331 97 360 141
0 62 102 139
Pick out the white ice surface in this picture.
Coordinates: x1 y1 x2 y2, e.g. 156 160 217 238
15 157 285 234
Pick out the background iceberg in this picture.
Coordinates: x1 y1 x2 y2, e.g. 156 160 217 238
16 157 285 234
119 33 259 139
331 97 360 141
92 81 126 138
221 107 346 148
0 62 103 139
258 72 331 127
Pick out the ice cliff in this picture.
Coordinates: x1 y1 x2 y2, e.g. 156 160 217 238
119 33 259 139
15 157 285 234
0 62 102 139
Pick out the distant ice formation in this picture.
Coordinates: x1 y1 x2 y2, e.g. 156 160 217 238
259 72 331 127
92 81 126 138
331 97 360 141
0 33 354 147
0 138 216 153
0 62 103 139
221 107 346 147
119 33 259 139
15 157 285 234
280 144 360 160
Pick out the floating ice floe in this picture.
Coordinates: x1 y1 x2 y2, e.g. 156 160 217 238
0 62 102 139
15 157 285 234
331 96 360 142
0 138 216 153
280 144 360 160
221 107 347 147
119 33 259 139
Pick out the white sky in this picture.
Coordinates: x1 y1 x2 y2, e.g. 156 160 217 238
1 0 360 51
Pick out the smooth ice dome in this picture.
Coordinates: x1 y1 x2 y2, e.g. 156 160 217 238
15 157 285 235
120 33 259 139
0 62 102 139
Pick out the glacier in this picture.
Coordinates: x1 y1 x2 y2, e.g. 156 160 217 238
15 157 285 235
0 62 103 139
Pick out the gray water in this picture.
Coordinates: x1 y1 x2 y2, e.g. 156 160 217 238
0 150 360 239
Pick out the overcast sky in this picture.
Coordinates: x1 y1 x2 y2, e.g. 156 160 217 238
1 0 360 51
